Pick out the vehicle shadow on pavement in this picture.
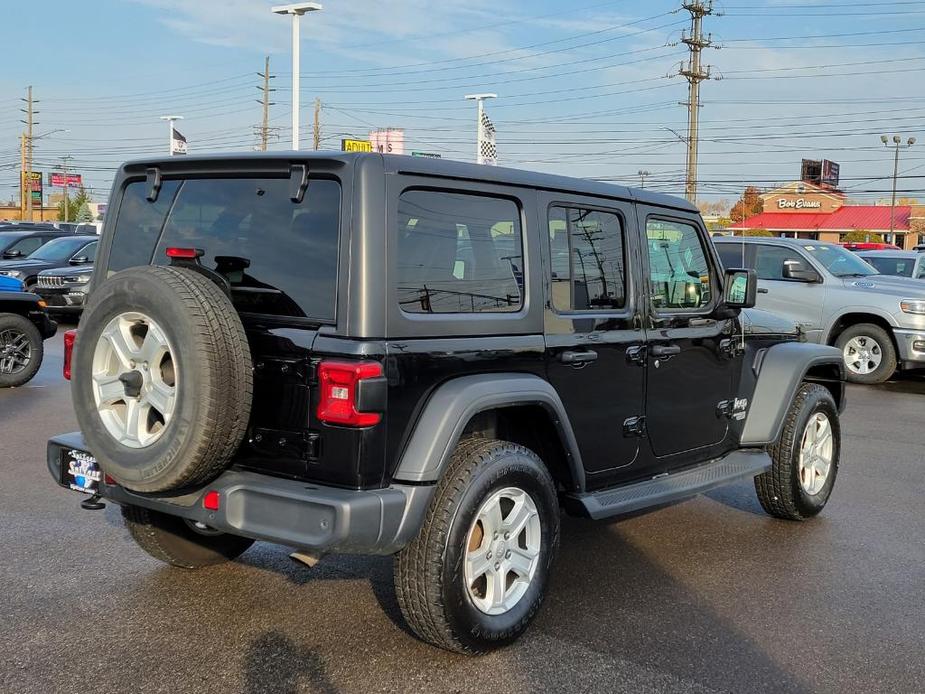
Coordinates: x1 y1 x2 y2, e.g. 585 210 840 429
243 631 338 694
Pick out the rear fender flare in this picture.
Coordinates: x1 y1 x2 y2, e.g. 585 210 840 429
392 373 585 490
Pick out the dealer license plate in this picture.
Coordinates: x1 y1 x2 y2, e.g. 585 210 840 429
61 449 101 494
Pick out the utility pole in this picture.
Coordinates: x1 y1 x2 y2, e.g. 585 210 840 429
256 56 276 151
881 134 916 241
20 86 37 221
313 97 321 150
61 155 74 223
679 1 716 204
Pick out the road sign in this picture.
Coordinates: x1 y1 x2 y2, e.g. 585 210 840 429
411 151 441 159
341 138 373 152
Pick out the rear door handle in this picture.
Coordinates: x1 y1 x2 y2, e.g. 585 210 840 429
559 350 598 364
757 288 769 294
650 344 681 357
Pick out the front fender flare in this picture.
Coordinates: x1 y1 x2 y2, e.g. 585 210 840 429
741 342 844 446
392 373 585 490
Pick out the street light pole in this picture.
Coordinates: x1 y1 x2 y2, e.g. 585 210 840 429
881 134 916 240
272 3 322 151
638 170 651 189
160 115 184 155
464 93 496 164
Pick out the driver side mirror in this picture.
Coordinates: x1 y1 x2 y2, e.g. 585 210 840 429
70 256 90 265
723 268 757 309
782 259 819 282
3 250 23 259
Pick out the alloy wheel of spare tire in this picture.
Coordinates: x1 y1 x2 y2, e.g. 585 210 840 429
73 265 253 493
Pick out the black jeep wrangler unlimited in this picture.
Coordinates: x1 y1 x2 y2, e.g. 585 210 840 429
0 290 57 387
49 153 845 654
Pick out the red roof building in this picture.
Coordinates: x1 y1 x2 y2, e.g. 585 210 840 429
727 181 922 250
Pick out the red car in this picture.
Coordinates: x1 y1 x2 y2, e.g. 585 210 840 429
842 242 901 252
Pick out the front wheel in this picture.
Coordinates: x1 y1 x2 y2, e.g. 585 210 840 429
755 383 840 520
121 505 254 569
835 323 896 384
0 313 43 388
394 438 560 654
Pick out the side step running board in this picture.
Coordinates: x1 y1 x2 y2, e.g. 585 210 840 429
565 449 771 520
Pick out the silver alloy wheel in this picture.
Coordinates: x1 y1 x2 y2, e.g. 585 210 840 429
91 312 177 449
798 412 834 496
464 486 542 616
842 335 883 376
0 328 31 375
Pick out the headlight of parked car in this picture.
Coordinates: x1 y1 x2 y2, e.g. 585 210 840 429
900 299 925 315
65 275 91 285
0 270 23 279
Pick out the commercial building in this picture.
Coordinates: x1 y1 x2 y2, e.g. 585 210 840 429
728 180 922 249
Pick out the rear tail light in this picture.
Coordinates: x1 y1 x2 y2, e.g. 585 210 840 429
316 360 384 427
63 329 77 380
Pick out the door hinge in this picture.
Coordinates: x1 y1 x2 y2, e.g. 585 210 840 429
623 416 647 438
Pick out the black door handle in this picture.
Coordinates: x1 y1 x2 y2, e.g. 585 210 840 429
757 288 769 294
650 344 681 357
560 350 598 364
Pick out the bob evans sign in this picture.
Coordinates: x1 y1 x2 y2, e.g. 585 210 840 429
778 198 822 210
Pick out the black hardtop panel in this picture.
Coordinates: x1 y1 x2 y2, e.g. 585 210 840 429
114 151 696 214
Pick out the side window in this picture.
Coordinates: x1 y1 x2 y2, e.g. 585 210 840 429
77 241 98 260
917 261 925 280
755 245 808 281
646 219 713 310
396 190 523 314
9 237 45 256
548 206 626 311
716 243 754 271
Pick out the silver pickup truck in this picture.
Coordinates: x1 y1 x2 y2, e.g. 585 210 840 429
715 237 925 384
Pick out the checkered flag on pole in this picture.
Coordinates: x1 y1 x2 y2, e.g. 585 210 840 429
478 109 497 166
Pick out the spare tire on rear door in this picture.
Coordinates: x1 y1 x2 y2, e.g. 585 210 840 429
72 265 253 493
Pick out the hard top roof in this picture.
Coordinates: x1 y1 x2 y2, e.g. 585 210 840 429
118 151 698 213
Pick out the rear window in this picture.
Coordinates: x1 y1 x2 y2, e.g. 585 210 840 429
108 177 341 321
396 189 524 314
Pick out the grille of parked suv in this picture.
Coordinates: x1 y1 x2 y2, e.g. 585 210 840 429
37 276 65 289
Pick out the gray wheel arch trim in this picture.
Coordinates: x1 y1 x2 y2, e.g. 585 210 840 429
741 342 845 446
392 373 585 489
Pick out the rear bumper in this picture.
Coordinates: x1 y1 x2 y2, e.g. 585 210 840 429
892 328 925 369
47 432 434 555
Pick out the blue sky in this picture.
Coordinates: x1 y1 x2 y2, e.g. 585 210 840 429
2 0 925 208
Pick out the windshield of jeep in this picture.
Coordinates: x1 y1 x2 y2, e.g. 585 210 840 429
803 244 878 278
108 177 340 321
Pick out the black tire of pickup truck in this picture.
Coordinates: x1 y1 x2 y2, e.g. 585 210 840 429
394 438 560 655
755 383 840 521
0 313 43 388
121 505 254 568
72 266 252 493
834 323 897 385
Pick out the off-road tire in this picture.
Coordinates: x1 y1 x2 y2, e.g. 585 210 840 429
73 265 252 493
121 505 254 569
0 313 43 388
394 438 559 655
834 323 896 385
755 383 840 520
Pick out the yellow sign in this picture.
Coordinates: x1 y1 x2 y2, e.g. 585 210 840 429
341 138 373 153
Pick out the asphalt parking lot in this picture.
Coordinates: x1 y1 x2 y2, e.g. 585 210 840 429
1 329 923 694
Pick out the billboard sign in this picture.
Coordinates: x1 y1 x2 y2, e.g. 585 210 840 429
341 138 373 152
49 172 83 187
821 159 840 188
369 128 405 155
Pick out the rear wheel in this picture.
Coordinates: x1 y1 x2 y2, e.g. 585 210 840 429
394 438 559 655
0 313 43 388
835 323 896 384
121 505 254 569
